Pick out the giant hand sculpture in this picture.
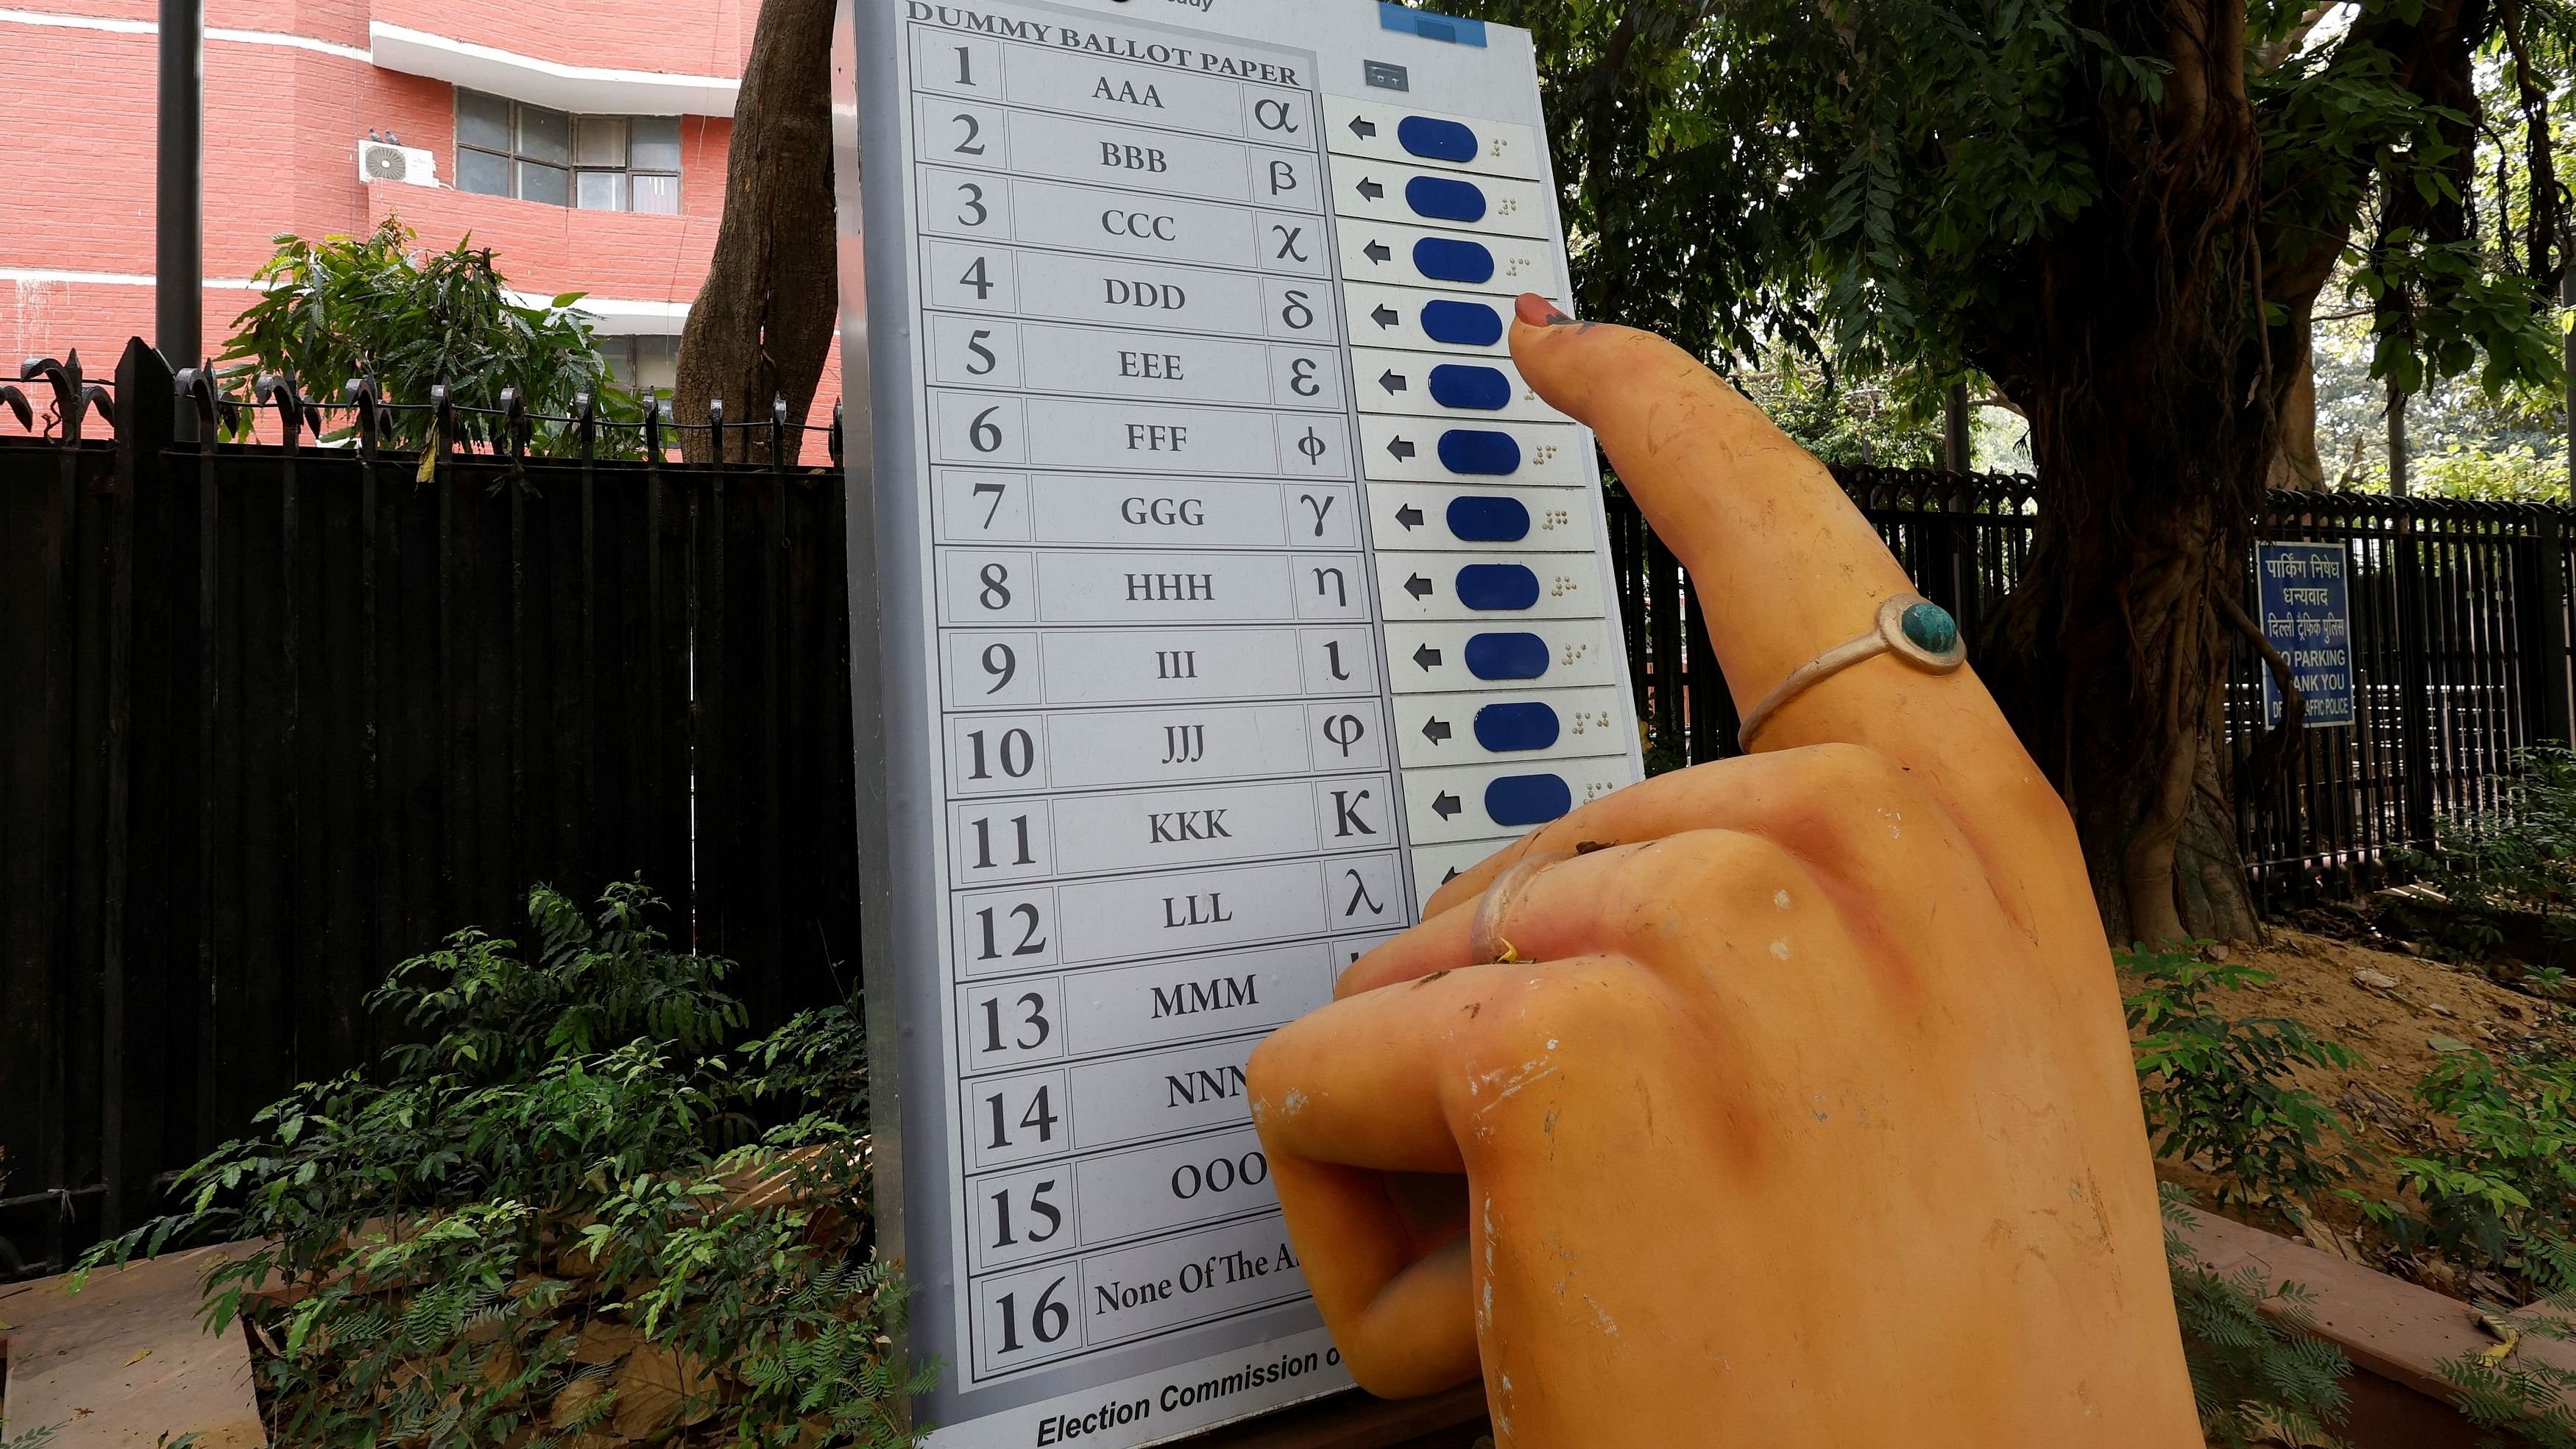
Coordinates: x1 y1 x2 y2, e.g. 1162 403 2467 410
1246 300 2201 1446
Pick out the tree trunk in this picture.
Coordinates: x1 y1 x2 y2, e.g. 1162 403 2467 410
2268 342 2326 491
676 0 839 463
1981 483 2265 948
1972 0 2277 948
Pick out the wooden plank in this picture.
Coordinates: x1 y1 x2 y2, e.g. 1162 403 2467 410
0 1245 266 1448
2179 1206 2575 1448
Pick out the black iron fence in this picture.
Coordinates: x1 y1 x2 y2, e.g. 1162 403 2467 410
1601 473 2576 902
1 341 861 1275
9 342 2576 1278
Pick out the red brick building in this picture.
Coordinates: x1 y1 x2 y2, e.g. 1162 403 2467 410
0 0 841 411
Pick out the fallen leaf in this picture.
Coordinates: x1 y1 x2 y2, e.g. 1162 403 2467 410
2353 966 2402 991
573 1317 638 1367
2478 1313 2522 1365
612 1345 718 1437
125 1348 152 1367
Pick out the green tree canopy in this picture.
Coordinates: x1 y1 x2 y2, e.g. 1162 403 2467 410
1443 0 2572 942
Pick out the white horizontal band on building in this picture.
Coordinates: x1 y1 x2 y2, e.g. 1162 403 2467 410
0 10 740 116
1 269 691 336
369 22 738 116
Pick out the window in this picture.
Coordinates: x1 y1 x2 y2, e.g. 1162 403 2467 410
605 336 679 395
455 90 682 212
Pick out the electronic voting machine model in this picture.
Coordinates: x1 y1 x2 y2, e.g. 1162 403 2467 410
835 1 1643 1442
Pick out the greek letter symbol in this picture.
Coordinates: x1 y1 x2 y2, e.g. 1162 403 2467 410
1323 713 1365 757
1299 492 1334 537
1273 224 1309 263
1253 98 1301 134
1343 868 1384 917
1296 428 1328 465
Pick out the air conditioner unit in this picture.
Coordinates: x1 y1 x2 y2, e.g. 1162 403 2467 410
357 140 437 187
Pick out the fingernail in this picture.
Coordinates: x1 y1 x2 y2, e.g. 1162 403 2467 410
1515 293 1575 327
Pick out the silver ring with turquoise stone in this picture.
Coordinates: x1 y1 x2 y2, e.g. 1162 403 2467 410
1736 594 1965 748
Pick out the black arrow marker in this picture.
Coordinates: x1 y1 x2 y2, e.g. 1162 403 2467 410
1423 718 1453 744
1351 116 1379 138
1412 643 1443 670
1443 866 1461 883
1363 241 1393 263
1433 793 1462 820
1404 574 1434 600
1387 437 1417 460
1357 178 1385 201
1371 305 1400 328
1379 370 1407 393
1394 504 1424 529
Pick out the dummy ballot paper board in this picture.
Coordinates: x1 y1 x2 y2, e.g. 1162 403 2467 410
838 1 1643 1442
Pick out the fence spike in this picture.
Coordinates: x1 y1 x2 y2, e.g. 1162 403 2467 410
255 372 304 450
21 354 91 445
500 386 529 460
641 386 662 460
171 367 223 445
708 397 726 465
573 390 597 461
0 383 30 434
344 378 383 457
829 399 843 468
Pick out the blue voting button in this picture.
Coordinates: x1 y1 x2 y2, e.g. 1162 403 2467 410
1465 631 1549 680
1446 495 1529 542
1486 773 1574 827
1406 174 1488 224
1457 563 1540 611
1398 115 1482 163
1429 364 1512 411
1413 237 1495 285
1475 702 1561 752
1438 428 1522 475
1420 299 1504 347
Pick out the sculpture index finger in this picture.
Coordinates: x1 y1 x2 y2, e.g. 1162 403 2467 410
1507 298 2065 860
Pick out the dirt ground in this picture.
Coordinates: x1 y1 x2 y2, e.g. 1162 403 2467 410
2137 915 2576 1296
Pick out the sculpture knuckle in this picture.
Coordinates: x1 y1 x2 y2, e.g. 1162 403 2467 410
1630 829 1811 910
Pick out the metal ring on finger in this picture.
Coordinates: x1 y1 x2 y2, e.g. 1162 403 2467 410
1470 849 1573 966
1737 593 1965 748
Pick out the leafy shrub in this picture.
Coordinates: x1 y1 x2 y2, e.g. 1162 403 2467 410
220 219 645 455
88 881 930 1449
2393 746 2576 973
2366 1039 2576 1300
2167 1191 2353 1449
2123 944 2368 1214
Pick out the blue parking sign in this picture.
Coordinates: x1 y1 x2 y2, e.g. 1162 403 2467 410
2254 541 2356 728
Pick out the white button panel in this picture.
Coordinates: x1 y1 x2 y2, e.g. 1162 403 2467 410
869 0 1644 1425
